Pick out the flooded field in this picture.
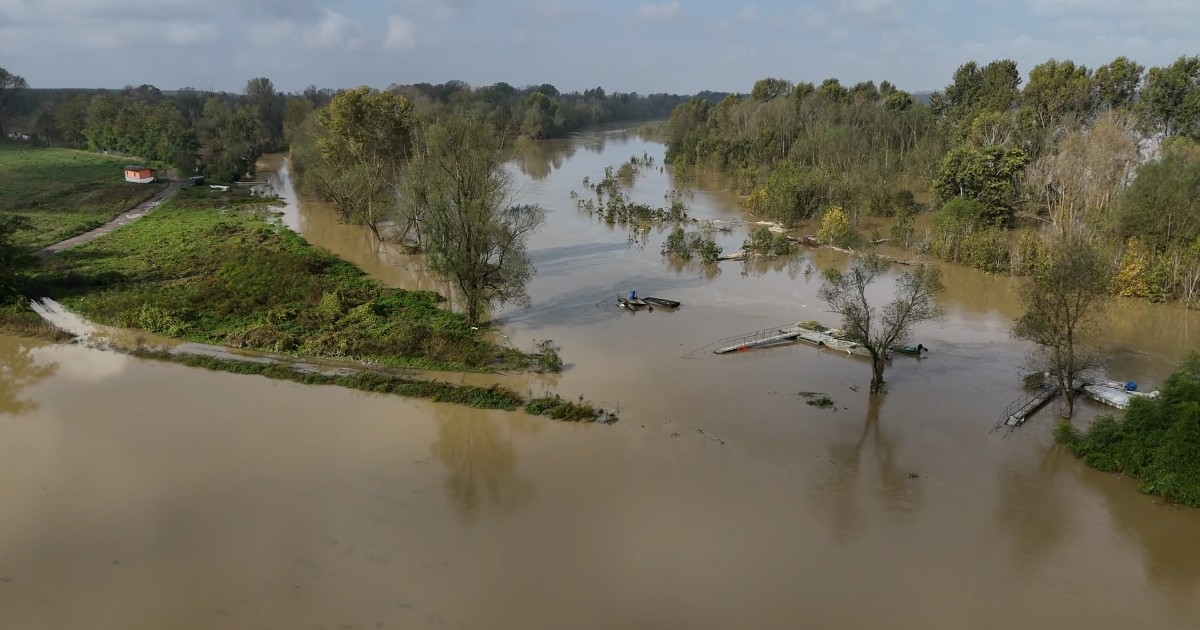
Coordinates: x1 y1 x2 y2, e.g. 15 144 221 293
2 129 1199 629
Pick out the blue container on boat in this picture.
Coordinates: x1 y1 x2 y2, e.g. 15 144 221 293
1125 381 1138 392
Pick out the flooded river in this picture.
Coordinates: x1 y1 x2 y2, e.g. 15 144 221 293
3 129 1200 629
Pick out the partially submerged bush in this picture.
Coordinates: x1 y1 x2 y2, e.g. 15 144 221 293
524 394 603 422
531 339 564 373
1057 351 1200 507
817 206 853 247
742 226 794 257
662 224 723 264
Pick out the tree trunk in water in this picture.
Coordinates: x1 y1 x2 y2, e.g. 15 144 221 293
1062 384 1075 419
870 355 887 394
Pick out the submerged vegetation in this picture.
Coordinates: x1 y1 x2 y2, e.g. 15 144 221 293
573 154 691 228
1057 352 1200 507
742 226 794 257
661 224 723 265
572 156 722 266
132 350 609 422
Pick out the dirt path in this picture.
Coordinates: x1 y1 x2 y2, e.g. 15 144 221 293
37 171 181 256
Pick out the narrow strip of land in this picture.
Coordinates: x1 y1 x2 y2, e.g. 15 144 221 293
37 171 180 256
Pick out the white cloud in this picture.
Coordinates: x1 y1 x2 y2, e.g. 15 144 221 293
305 10 367 50
74 19 218 48
738 5 757 21
399 0 476 20
839 0 904 14
530 1 589 19
384 15 417 51
634 1 682 21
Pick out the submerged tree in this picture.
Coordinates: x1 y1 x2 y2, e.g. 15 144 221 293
1013 236 1110 419
407 115 545 325
818 256 944 393
303 87 416 240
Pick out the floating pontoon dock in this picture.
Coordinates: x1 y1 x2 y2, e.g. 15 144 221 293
992 386 1062 434
992 378 1160 434
712 322 872 357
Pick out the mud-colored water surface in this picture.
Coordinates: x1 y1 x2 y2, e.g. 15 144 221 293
2 129 1200 629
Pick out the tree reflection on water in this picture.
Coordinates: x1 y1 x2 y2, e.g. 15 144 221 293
430 406 537 522
814 394 924 544
0 339 58 417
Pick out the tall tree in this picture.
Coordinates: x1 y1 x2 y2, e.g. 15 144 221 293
1140 55 1200 138
932 144 1030 225
195 96 267 182
817 78 850 103
1024 111 1139 235
751 77 793 101
305 87 415 239
818 256 944 394
1116 138 1200 254
51 94 89 147
281 96 313 144
1094 56 1144 112
1023 59 1093 129
244 77 284 147
939 59 1021 123
407 115 545 325
1013 236 1110 419
0 67 29 137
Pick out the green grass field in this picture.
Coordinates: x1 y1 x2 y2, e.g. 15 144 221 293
0 144 161 249
32 187 538 372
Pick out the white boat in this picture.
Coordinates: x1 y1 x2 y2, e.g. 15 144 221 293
1082 381 1160 410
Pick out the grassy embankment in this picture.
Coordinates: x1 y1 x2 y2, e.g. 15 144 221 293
23 185 604 419
32 186 531 372
0 143 161 249
1056 352 1200 507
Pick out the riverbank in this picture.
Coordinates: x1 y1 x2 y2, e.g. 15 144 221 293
29 185 544 372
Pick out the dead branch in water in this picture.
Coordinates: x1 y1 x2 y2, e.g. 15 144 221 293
790 235 924 266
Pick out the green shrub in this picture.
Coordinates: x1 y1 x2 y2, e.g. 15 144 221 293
817 206 853 247
662 225 722 264
524 394 601 422
1058 351 1200 507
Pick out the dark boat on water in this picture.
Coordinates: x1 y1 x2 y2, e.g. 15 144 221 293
618 296 650 310
642 297 681 309
890 343 928 356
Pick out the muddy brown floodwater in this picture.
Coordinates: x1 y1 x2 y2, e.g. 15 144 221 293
3 128 1200 629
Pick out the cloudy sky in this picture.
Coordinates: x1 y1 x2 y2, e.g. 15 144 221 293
2 0 1197 94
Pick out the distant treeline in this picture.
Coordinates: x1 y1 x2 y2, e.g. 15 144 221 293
665 56 1200 306
386 81 724 139
1 73 718 182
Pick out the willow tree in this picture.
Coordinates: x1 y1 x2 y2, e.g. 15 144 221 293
306 87 415 240
819 256 944 393
1013 236 1110 419
407 115 544 325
